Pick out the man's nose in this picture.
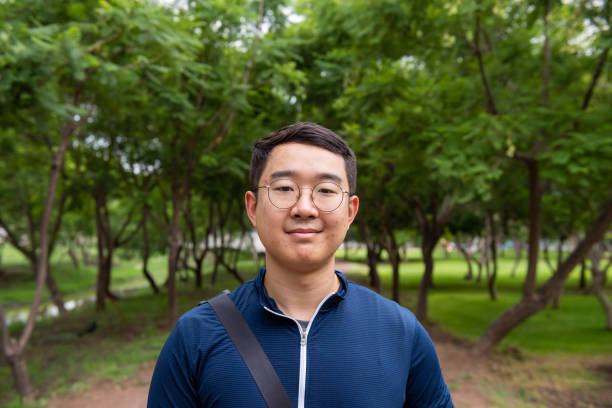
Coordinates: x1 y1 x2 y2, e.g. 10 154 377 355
290 188 319 218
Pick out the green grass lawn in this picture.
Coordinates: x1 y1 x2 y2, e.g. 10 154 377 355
367 252 611 356
337 248 611 356
0 244 611 406
0 245 171 306
0 255 260 407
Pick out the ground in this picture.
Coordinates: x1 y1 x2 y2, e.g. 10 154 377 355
42 260 612 408
44 338 612 408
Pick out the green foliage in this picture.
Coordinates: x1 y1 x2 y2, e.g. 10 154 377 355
0 255 260 406
1 0 612 400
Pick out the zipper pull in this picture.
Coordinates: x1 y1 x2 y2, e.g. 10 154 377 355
301 331 306 346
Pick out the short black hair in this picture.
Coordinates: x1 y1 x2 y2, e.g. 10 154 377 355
249 122 357 195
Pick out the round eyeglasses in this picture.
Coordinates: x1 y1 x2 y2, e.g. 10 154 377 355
256 179 349 212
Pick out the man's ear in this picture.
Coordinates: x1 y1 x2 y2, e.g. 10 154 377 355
245 190 258 227
347 195 359 226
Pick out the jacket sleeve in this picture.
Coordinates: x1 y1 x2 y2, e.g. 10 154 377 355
404 320 454 408
147 317 200 408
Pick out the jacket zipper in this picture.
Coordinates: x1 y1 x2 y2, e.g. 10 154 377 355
264 293 334 408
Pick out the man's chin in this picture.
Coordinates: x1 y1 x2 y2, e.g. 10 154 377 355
270 253 334 273
291 254 335 271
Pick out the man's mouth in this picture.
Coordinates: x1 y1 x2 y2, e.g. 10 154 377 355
287 228 320 237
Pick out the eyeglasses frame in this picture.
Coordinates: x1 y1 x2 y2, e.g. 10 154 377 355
255 178 350 212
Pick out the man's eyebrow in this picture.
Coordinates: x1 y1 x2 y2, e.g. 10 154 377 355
269 170 343 184
269 170 295 180
317 172 343 184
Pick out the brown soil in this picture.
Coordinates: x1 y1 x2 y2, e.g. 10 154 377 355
45 361 155 408
43 263 612 407
44 338 612 408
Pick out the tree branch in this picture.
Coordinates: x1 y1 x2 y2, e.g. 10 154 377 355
113 206 136 245
474 2 498 115
49 191 68 253
18 83 83 350
0 214 34 260
206 0 265 151
115 212 145 247
580 47 609 111
0 304 11 356
542 0 551 105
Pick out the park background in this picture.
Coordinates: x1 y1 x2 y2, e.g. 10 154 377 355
1 0 611 406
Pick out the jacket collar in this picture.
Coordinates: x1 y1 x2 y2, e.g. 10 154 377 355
255 267 347 314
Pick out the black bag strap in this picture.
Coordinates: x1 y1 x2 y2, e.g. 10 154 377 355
206 292 293 408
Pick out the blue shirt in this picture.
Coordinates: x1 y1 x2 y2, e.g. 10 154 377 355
148 269 453 408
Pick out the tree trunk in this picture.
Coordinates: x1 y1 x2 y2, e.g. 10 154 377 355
141 206 159 294
483 242 491 284
95 258 111 311
94 194 105 310
579 260 586 289
416 238 435 322
523 160 542 298
476 237 489 284
194 257 203 288
6 348 34 403
543 240 555 274
592 268 611 330
590 245 612 330
366 248 381 293
487 213 498 301
456 241 473 280
358 219 381 293
211 254 220 286
67 248 80 269
510 241 522 277
556 236 565 270
0 105 77 401
94 193 112 311
45 265 67 314
473 197 612 354
28 255 66 314
412 196 452 321
220 258 245 284
381 211 401 302
168 182 182 323
80 244 93 266
388 233 401 303
551 236 568 309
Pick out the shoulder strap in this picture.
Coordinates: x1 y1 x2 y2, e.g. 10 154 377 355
207 292 294 408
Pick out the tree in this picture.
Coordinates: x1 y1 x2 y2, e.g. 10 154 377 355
459 0 612 352
408 0 612 349
0 0 195 397
447 207 484 281
589 241 612 330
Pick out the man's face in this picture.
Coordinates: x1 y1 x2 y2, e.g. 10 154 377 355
245 142 359 273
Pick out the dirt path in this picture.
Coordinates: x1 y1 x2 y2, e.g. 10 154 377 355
44 338 612 408
46 361 155 408
44 342 497 408
42 262 612 407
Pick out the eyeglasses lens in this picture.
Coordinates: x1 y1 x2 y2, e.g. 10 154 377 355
268 180 343 211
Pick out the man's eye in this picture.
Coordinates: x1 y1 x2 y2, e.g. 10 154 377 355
318 188 337 194
274 186 295 192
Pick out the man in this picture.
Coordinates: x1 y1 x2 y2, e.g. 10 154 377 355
148 122 453 407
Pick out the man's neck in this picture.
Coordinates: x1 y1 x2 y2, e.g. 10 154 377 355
263 260 340 322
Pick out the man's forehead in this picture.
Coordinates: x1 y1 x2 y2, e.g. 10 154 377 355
269 169 343 184
262 143 348 184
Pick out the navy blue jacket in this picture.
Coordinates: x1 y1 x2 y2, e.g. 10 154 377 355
148 269 453 407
